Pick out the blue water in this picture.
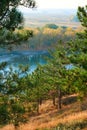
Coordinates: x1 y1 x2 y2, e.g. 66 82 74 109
0 49 48 73
0 49 73 75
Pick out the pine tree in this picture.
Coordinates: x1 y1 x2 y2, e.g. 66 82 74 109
43 43 70 109
0 0 36 31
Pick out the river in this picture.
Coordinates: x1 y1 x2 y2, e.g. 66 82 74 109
0 49 48 73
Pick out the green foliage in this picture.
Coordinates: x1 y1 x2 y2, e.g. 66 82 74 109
0 104 10 124
77 5 87 28
53 120 87 130
0 3 87 129
41 43 71 109
0 0 36 30
28 26 78 50
67 37 87 97
0 0 35 45
0 28 33 45
0 62 7 69
77 5 87 38
61 26 67 29
44 24 58 29
9 101 26 127
26 65 50 113
0 65 30 127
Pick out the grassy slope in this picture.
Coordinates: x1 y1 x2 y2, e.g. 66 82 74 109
0 95 87 130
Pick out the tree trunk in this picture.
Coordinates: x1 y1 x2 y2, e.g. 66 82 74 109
39 98 43 105
37 100 39 114
14 125 19 130
52 96 56 106
57 89 62 109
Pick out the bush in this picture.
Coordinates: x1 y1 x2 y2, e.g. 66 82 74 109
0 104 10 124
54 120 87 130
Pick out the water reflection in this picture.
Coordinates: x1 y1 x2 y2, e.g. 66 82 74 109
0 50 48 73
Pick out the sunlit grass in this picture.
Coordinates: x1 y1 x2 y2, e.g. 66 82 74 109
0 95 87 130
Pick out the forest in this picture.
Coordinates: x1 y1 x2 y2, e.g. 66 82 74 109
0 24 83 50
0 0 87 130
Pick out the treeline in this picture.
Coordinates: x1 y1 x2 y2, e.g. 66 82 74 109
0 24 83 50
0 28 33 45
23 24 83 50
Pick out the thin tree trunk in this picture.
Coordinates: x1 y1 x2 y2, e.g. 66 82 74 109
39 98 42 105
57 89 62 109
52 96 56 106
37 100 39 114
14 126 19 130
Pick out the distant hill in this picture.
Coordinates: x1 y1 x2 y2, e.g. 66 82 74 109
43 24 58 29
18 8 81 28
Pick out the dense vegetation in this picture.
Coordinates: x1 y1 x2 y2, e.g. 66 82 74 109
0 24 83 50
0 0 35 30
9 25 82 50
0 1 87 130
0 28 33 46
0 0 35 45
27 25 82 50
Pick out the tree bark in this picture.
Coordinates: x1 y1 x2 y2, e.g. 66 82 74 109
57 89 62 109
39 98 43 105
52 96 56 106
37 100 39 114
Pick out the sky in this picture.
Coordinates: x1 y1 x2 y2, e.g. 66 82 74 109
36 0 87 9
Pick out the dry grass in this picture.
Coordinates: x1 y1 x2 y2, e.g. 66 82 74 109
0 95 87 130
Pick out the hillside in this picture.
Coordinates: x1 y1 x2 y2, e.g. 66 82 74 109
0 95 87 130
